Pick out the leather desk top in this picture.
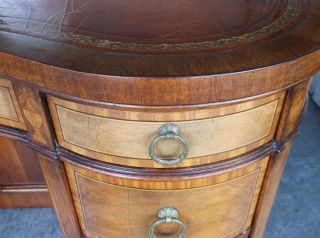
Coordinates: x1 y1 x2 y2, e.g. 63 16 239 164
0 0 320 105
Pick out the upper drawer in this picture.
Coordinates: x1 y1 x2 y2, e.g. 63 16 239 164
48 93 284 168
0 78 26 130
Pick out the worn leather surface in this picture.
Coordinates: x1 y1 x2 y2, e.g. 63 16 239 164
0 0 307 52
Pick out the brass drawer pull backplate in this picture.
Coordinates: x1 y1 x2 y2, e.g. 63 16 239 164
148 207 187 238
148 123 189 166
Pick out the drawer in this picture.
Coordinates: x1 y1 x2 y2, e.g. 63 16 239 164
0 78 26 130
48 93 284 168
64 156 269 238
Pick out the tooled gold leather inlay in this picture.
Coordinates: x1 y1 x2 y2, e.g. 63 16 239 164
0 0 303 52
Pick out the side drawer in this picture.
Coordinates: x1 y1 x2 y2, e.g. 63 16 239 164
64 156 269 238
0 78 26 130
48 93 284 167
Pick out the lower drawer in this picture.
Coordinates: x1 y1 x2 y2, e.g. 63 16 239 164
64 156 269 238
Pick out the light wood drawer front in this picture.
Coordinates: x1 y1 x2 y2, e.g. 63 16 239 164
48 94 284 167
0 78 26 130
65 156 269 238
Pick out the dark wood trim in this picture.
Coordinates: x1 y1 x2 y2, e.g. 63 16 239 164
0 122 299 179
61 144 271 180
272 131 299 153
0 125 28 142
0 125 58 159
60 129 299 180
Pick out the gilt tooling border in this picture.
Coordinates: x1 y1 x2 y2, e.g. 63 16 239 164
0 0 305 52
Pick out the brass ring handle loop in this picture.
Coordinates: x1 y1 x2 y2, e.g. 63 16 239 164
148 207 187 238
148 123 189 166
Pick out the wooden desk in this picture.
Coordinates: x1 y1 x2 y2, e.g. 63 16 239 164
0 0 319 237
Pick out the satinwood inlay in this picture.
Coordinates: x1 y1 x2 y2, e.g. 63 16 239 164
0 78 26 130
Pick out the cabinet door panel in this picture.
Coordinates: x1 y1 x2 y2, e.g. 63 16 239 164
0 136 44 185
0 136 51 208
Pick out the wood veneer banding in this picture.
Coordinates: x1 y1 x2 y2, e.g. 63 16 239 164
65 156 269 238
48 93 284 168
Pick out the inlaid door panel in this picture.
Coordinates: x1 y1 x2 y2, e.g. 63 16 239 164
48 93 284 168
65 156 269 238
0 78 26 130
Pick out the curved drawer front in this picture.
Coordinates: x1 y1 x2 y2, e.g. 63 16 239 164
0 78 26 130
48 94 284 167
64 156 269 238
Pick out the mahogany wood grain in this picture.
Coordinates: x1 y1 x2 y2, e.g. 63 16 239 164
0 136 44 186
0 0 318 106
0 78 26 130
250 145 292 238
38 155 82 238
48 93 284 121
12 83 55 149
0 0 318 236
250 79 312 238
0 134 51 208
65 157 269 238
0 185 51 208
278 80 311 141
0 1 318 112
48 93 284 168
1 49 319 106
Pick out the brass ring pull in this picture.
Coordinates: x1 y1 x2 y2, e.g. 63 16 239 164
148 123 189 166
148 207 187 238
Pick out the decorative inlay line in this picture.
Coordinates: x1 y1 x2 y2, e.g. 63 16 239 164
0 0 304 52
54 99 278 160
72 168 261 238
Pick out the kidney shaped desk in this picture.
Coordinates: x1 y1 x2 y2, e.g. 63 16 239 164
0 0 319 237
